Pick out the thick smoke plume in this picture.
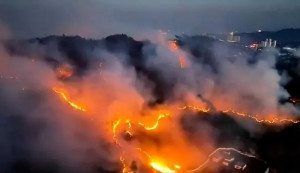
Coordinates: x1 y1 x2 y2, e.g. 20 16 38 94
0 30 298 173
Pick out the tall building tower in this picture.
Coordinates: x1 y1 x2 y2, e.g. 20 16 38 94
273 40 277 47
227 32 240 43
268 39 272 47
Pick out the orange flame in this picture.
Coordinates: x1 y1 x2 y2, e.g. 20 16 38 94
169 41 179 51
126 119 132 129
178 105 210 113
138 113 169 131
150 161 176 173
225 110 300 124
56 64 73 79
52 88 87 112
51 84 298 173
174 165 181 169
169 41 188 69
113 120 121 145
136 148 180 173
179 56 187 69
120 155 133 173
180 105 299 124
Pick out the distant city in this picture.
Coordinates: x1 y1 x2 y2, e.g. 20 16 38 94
188 28 300 58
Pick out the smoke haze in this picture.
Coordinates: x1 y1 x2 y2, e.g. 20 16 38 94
0 1 300 172
0 30 298 173
1 0 300 38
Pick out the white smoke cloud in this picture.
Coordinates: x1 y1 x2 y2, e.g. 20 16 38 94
0 45 122 173
142 34 292 116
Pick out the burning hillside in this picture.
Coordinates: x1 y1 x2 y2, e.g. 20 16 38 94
0 34 300 173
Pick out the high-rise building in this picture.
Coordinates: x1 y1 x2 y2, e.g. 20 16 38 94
227 32 240 43
259 39 277 48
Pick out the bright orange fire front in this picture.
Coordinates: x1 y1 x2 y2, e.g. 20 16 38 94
52 88 87 112
138 113 169 131
52 84 299 173
150 161 176 173
169 41 188 69
180 104 299 124
169 41 179 51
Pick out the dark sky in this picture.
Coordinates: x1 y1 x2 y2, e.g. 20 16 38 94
0 0 300 38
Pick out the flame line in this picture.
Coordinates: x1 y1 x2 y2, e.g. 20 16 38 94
179 105 299 124
138 113 169 130
52 88 87 112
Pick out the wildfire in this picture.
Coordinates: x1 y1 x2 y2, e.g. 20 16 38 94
169 41 179 51
179 56 187 69
178 105 210 113
113 120 121 144
52 88 87 112
174 165 181 169
223 109 300 124
138 113 170 130
169 41 188 69
120 155 133 173
136 148 180 173
56 64 73 79
126 119 132 128
150 161 176 173
51 84 299 173
180 105 299 124
3 34 300 173
51 85 298 173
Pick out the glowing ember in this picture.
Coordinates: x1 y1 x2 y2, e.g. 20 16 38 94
186 147 258 173
179 56 187 69
169 41 179 51
126 119 132 128
120 155 132 173
178 105 210 112
52 88 86 112
56 64 73 79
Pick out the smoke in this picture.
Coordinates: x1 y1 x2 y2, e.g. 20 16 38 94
0 45 121 173
143 36 292 116
0 29 299 173
0 20 11 40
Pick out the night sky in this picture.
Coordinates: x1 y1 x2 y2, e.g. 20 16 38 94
0 0 300 38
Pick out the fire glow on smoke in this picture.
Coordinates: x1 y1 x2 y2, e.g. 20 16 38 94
50 39 299 172
0 36 299 173
52 86 298 173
